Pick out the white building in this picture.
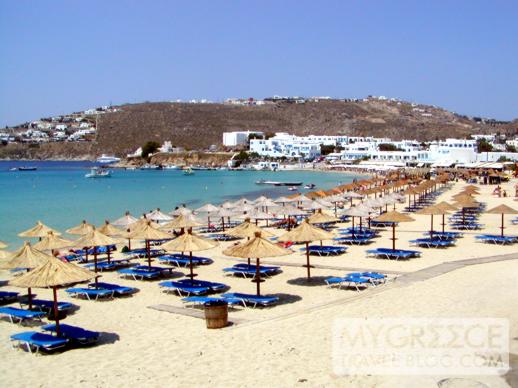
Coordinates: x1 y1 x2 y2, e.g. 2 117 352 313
222 131 264 147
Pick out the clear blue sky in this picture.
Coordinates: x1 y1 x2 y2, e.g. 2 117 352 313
1 0 517 126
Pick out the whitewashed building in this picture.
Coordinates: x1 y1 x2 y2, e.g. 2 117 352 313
222 131 264 147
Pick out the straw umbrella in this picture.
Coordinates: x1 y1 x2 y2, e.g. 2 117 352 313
1 241 55 309
276 205 305 231
223 232 291 296
147 208 173 223
343 191 364 206
452 197 480 226
34 231 74 252
195 203 220 230
97 220 123 236
215 208 236 231
226 218 274 265
486 204 518 237
66 220 94 235
435 201 458 233
10 257 95 336
373 211 415 250
111 211 138 227
307 209 339 225
73 229 121 280
416 205 451 237
238 209 276 226
274 196 295 206
128 222 172 267
277 220 334 279
161 230 217 280
19 221 61 239
171 207 193 216
0 241 7 249
162 214 203 232
342 206 371 235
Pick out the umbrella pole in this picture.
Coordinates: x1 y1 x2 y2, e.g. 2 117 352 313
146 240 151 267
392 223 396 250
255 257 261 296
430 214 434 238
52 286 60 336
305 241 311 279
501 213 505 237
351 217 355 238
128 238 131 251
221 217 225 232
107 245 111 263
189 251 195 280
247 237 251 266
442 214 446 233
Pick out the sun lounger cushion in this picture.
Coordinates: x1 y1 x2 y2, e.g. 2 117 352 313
11 331 68 352
221 292 279 307
0 307 46 323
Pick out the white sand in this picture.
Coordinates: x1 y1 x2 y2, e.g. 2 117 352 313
0 179 517 387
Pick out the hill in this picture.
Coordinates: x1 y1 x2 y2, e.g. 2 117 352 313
1 99 516 159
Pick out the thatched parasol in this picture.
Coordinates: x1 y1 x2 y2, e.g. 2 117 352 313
342 205 371 235
274 196 296 205
435 201 458 232
277 220 334 279
111 211 138 227
19 221 61 238
453 197 480 226
374 211 415 250
1 241 55 309
97 220 123 237
306 209 339 225
128 222 172 267
34 231 74 252
223 232 291 295
66 220 94 235
170 207 193 216
10 257 95 336
161 230 217 280
275 205 306 231
486 204 518 237
146 208 173 222
0 241 7 249
226 219 274 239
196 204 222 230
73 229 121 277
416 205 451 236
162 214 203 230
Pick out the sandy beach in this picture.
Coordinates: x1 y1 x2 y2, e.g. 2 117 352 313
1 179 517 387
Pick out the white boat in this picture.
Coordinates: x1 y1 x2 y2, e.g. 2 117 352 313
288 186 298 191
183 167 194 175
96 154 121 164
85 167 111 178
163 164 180 170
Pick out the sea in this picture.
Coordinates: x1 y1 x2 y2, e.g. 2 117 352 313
0 161 365 247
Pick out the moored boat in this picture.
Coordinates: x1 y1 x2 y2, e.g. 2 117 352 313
85 167 111 178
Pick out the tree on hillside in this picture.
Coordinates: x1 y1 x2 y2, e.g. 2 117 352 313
505 144 517 153
142 141 160 158
476 138 493 153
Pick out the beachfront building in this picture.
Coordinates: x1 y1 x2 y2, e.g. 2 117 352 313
223 131 264 147
249 133 328 159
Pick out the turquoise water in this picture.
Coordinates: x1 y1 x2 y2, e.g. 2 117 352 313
0 161 364 247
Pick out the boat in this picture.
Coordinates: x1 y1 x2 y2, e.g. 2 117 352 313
85 167 111 178
140 164 161 170
163 164 180 170
17 166 38 171
96 154 121 164
255 180 302 186
304 183 316 189
288 186 298 191
183 167 194 175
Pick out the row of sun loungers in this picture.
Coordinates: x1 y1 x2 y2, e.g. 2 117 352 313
366 248 421 260
182 293 280 308
301 245 347 256
475 234 518 245
158 254 213 267
159 279 228 296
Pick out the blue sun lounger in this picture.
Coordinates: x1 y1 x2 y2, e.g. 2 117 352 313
450 222 483 230
334 236 373 245
0 291 19 304
176 279 228 292
424 231 462 240
118 266 169 280
125 248 165 258
158 254 213 267
181 296 243 308
159 281 210 296
65 288 115 301
19 299 75 312
89 282 138 296
366 248 421 260
84 261 118 271
42 323 100 346
325 275 371 291
0 307 46 324
223 265 280 278
347 272 387 285
220 292 279 308
370 220 397 228
410 238 456 248
11 331 69 353
475 234 518 245
302 245 347 256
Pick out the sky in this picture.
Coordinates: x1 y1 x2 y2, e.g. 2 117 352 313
1 0 517 126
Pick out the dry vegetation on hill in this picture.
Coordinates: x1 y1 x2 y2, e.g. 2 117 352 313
1 99 515 159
